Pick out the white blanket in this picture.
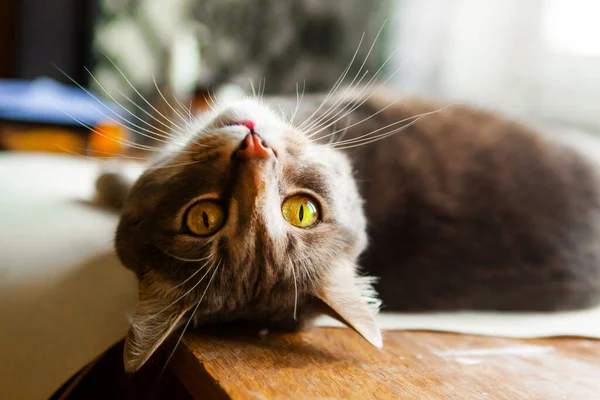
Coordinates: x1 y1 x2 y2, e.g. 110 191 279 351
1 153 599 400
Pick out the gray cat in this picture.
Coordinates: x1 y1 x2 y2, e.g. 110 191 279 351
97 87 600 371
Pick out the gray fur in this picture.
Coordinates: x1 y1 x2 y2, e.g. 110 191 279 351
101 89 600 371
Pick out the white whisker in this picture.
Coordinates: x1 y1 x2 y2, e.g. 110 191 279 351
177 95 197 120
306 48 401 140
312 86 405 144
62 110 201 157
204 88 220 114
259 77 266 99
56 145 145 159
333 106 451 148
333 108 451 150
301 21 388 133
290 261 298 321
295 253 315 282
296 32 366 131
59 153 146 163
159 246 215 263
289 80 306 125
144 159 206 170
160 257 221 376
85 67 189 142
152 75 191 128
104 56 189 134
61 111 173 153
154 257 214 315
55 65 187 146
301 68 369 134
276 103 287 120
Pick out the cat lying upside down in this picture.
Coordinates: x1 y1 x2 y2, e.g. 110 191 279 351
97 88 600 371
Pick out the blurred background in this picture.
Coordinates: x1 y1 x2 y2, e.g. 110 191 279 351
2 2 600 398
1 0 599 155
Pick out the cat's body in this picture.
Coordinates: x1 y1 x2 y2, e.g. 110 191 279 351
102 88 600 370
307 95 600 311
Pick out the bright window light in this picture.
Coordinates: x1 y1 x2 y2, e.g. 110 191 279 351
543 0 600 56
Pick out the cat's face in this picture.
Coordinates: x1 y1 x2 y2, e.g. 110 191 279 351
116 98 381 371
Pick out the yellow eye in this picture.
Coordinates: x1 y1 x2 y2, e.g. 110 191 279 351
282 195 320 228
185 201 225 236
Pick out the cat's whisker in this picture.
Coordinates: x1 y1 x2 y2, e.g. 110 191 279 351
168 254 217 292
83 96 184 147
332 121 419 150
55 145 147 160
144 159 206 170
61 111 178 153
59 152 147 163
306 49 402 140
249 78 257 98
296 32 367 130
332 114 426 148
104 56 189 134
153 258 214 316
328 118 352 145
307 64 400 141
276 103 287 121
289 80 306 126
187 99 195 117
290 261 298 321
152 75 191 129
296 32 366 131
332 106 452 148
176 94 197 121
328 122 339 145
79 148 140 158
332 108 451 150
63 110 203 159
302 58 374 133
294 253 315 282
257 78 262 99
55 65 185 146
301 21 388 133
159 246 215 263
170 254 217 290
160 257 221 376
337 118 352 143
302 68 369 135
259 77 267 100
204 88 221 114
85 67 189 142
313 88 406 144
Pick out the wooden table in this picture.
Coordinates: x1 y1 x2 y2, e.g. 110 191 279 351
170 328 600 399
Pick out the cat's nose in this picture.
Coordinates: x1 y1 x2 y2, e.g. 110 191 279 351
236 132 272 159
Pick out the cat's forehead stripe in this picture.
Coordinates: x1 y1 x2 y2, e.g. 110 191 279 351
284 165 332 201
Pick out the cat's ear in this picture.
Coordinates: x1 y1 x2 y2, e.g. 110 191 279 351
315 262 383 348
123 288 191 372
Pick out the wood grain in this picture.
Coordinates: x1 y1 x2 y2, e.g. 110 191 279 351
172 328 600 400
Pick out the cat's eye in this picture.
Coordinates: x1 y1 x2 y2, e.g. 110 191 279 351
281 195 320 228
185 201 225 236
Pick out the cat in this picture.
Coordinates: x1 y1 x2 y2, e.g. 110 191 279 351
97 87 600 372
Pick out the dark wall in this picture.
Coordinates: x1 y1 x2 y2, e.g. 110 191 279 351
0 0 17 78
12 0 98 85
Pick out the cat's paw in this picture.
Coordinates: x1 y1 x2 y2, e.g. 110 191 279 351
94 171 132 211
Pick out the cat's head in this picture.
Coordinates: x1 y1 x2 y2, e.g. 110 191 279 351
115 97 381 371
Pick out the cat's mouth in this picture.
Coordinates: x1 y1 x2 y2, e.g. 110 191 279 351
224 120 256 131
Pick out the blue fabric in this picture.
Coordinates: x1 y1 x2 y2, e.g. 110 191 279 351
0 78 127 127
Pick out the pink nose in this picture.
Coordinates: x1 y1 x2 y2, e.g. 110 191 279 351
236 132 272 159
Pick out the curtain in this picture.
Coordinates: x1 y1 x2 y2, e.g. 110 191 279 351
389 0 600 132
